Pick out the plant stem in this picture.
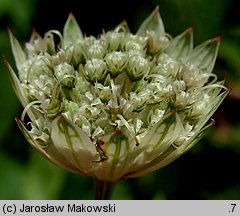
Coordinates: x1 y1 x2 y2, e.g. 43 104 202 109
94 178 115 200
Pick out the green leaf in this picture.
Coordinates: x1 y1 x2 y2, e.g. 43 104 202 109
136 6 165 36
165 28 193 60
63 13 83 48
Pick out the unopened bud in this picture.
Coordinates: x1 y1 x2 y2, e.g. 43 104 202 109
54 62 75 87
105 51 127 77
84 58 107 83
127 54 150 81
85 40 107 59
46 98 63 118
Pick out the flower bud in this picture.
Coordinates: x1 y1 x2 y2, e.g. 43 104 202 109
146 31 170 55
125 40 143 51
127 54 150 81
105 51 127 77
85 40 107 59
95 83 112 102
28 55 53 81
44 30 62 55
46 98 63 118
27 74 55 99
84 58 107 83
102 31 125 51
54 62 75 87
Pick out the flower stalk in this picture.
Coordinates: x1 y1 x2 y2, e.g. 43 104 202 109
94 178 115 200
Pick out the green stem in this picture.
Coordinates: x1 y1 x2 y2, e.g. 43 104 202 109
94 178 115 200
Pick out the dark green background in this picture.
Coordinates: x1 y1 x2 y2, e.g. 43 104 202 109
1 0 240 199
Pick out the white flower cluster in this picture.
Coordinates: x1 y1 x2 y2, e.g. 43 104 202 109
7 7 228 181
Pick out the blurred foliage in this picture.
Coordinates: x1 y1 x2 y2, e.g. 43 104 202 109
0 0 240 199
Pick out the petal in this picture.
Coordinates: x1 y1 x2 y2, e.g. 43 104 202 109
184 36 221 73
51 115 99 175
165 28 193 60
136 6 165 36
63 13 83 48
8 30 27 72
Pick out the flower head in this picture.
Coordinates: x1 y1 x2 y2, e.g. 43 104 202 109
7 6 228 182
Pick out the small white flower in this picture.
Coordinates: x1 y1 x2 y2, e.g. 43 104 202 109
105 51 127 77
84 58 107 83
6 6 228 182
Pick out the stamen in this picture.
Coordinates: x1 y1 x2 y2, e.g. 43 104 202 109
44 30 63 49
116 114 139 146
110 79 118 107
202 83 228 91
21 100 42 122
51 82 61 99
204 73 218 85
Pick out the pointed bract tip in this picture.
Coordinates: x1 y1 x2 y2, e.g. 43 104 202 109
120 20 128 27
31 28 39 35
187 26 194 33
68 12 76 20
15 116 21 124
63 12 83 47
2 55 11 70
2 54 7 64
15 116 25 128
153 5 160 18
115 20 130 33
2 55 11 73
2 55 12 71
136 5 165 36
215 35 223 43
7 28 13 37
3 57 16 78
7 28 11 34
154 5 160 12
